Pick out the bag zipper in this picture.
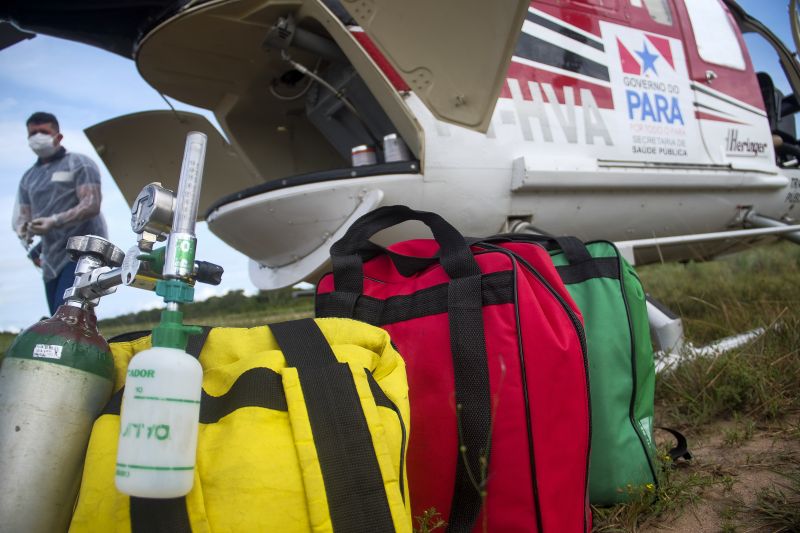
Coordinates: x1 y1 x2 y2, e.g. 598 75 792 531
474 244 590 533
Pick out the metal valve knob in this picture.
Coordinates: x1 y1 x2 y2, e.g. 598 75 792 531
66 235 125 268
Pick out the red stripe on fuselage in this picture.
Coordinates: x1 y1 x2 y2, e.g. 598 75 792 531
500 61 614 109
695 111 745 124
532 2 600 35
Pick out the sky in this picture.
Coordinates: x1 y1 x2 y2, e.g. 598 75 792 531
0 0 795 330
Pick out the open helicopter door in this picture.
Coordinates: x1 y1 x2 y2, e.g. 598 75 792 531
85 111 260 220
337 0 530 132
194 0 530 287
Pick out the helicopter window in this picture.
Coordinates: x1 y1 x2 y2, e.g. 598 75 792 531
684 0 745 70
641 0 672 26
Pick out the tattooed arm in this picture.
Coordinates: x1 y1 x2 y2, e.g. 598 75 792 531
13 203 32 240
13 179 32 241
29 184 102 235
54 183 102 226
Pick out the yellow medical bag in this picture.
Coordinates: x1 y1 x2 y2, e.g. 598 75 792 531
70 318 411 532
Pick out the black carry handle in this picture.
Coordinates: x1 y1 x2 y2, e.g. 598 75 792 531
481 232 594 265
356 240 441 278
326 206 481 316
331 205 480 284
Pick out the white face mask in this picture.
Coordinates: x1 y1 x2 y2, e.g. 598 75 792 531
28 133 60 158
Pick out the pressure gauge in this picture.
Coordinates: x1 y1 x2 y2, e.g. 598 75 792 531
131 183 175 239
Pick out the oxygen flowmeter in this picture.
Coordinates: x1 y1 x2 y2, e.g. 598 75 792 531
116 132 208 497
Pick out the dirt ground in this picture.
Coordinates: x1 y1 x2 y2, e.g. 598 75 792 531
641 417 799 532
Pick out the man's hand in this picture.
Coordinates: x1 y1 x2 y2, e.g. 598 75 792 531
29 216 58 235
16 222 33 245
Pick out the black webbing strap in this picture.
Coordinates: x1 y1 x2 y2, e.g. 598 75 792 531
130 497 192 533
102 387 124 416
331 205 480 282
108 368 288 420
129 326 210 533
657 427 693 462
553 236 593 264
556 257 620 284
446 275 493 533
316 271 515 327
185 326 213 358
269 319 396 533
479 233 594 265
323 254 363 318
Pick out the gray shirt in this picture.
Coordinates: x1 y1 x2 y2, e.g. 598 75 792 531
16 149 108 281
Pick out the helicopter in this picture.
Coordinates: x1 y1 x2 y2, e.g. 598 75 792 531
2 0 800 351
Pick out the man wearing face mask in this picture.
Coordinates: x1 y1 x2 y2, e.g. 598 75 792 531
12 111 108 314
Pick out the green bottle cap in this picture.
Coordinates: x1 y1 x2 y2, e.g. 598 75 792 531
152 279 202 350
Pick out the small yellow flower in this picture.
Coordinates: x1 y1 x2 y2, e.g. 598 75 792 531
645 483 655 492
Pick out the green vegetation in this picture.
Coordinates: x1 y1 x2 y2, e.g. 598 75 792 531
743 461 800 532
592 454 734 532
413 508 447 533
97 287 314 339
0 288 314 356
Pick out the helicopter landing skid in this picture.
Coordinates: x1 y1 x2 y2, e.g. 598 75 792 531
647 295 770 373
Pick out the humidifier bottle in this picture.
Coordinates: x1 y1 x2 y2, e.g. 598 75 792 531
116 131 207 498
115 305 203 497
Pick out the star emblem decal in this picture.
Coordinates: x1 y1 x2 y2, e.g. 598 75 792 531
636 42 659 76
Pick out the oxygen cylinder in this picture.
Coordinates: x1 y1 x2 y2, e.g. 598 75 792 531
0 303 114 533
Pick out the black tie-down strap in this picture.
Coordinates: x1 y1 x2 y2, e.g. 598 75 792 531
657 427 693 462
130 497 192 533
446 276 493 533
128 326 211 533
269 319 396 533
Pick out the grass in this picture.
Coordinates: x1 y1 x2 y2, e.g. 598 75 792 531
721 417 755 448
743 460 800 532
413 508 447 533
638 241 800 346
716 453 800 533
0 297 314 352
98 305 314 340
592 455 734 532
